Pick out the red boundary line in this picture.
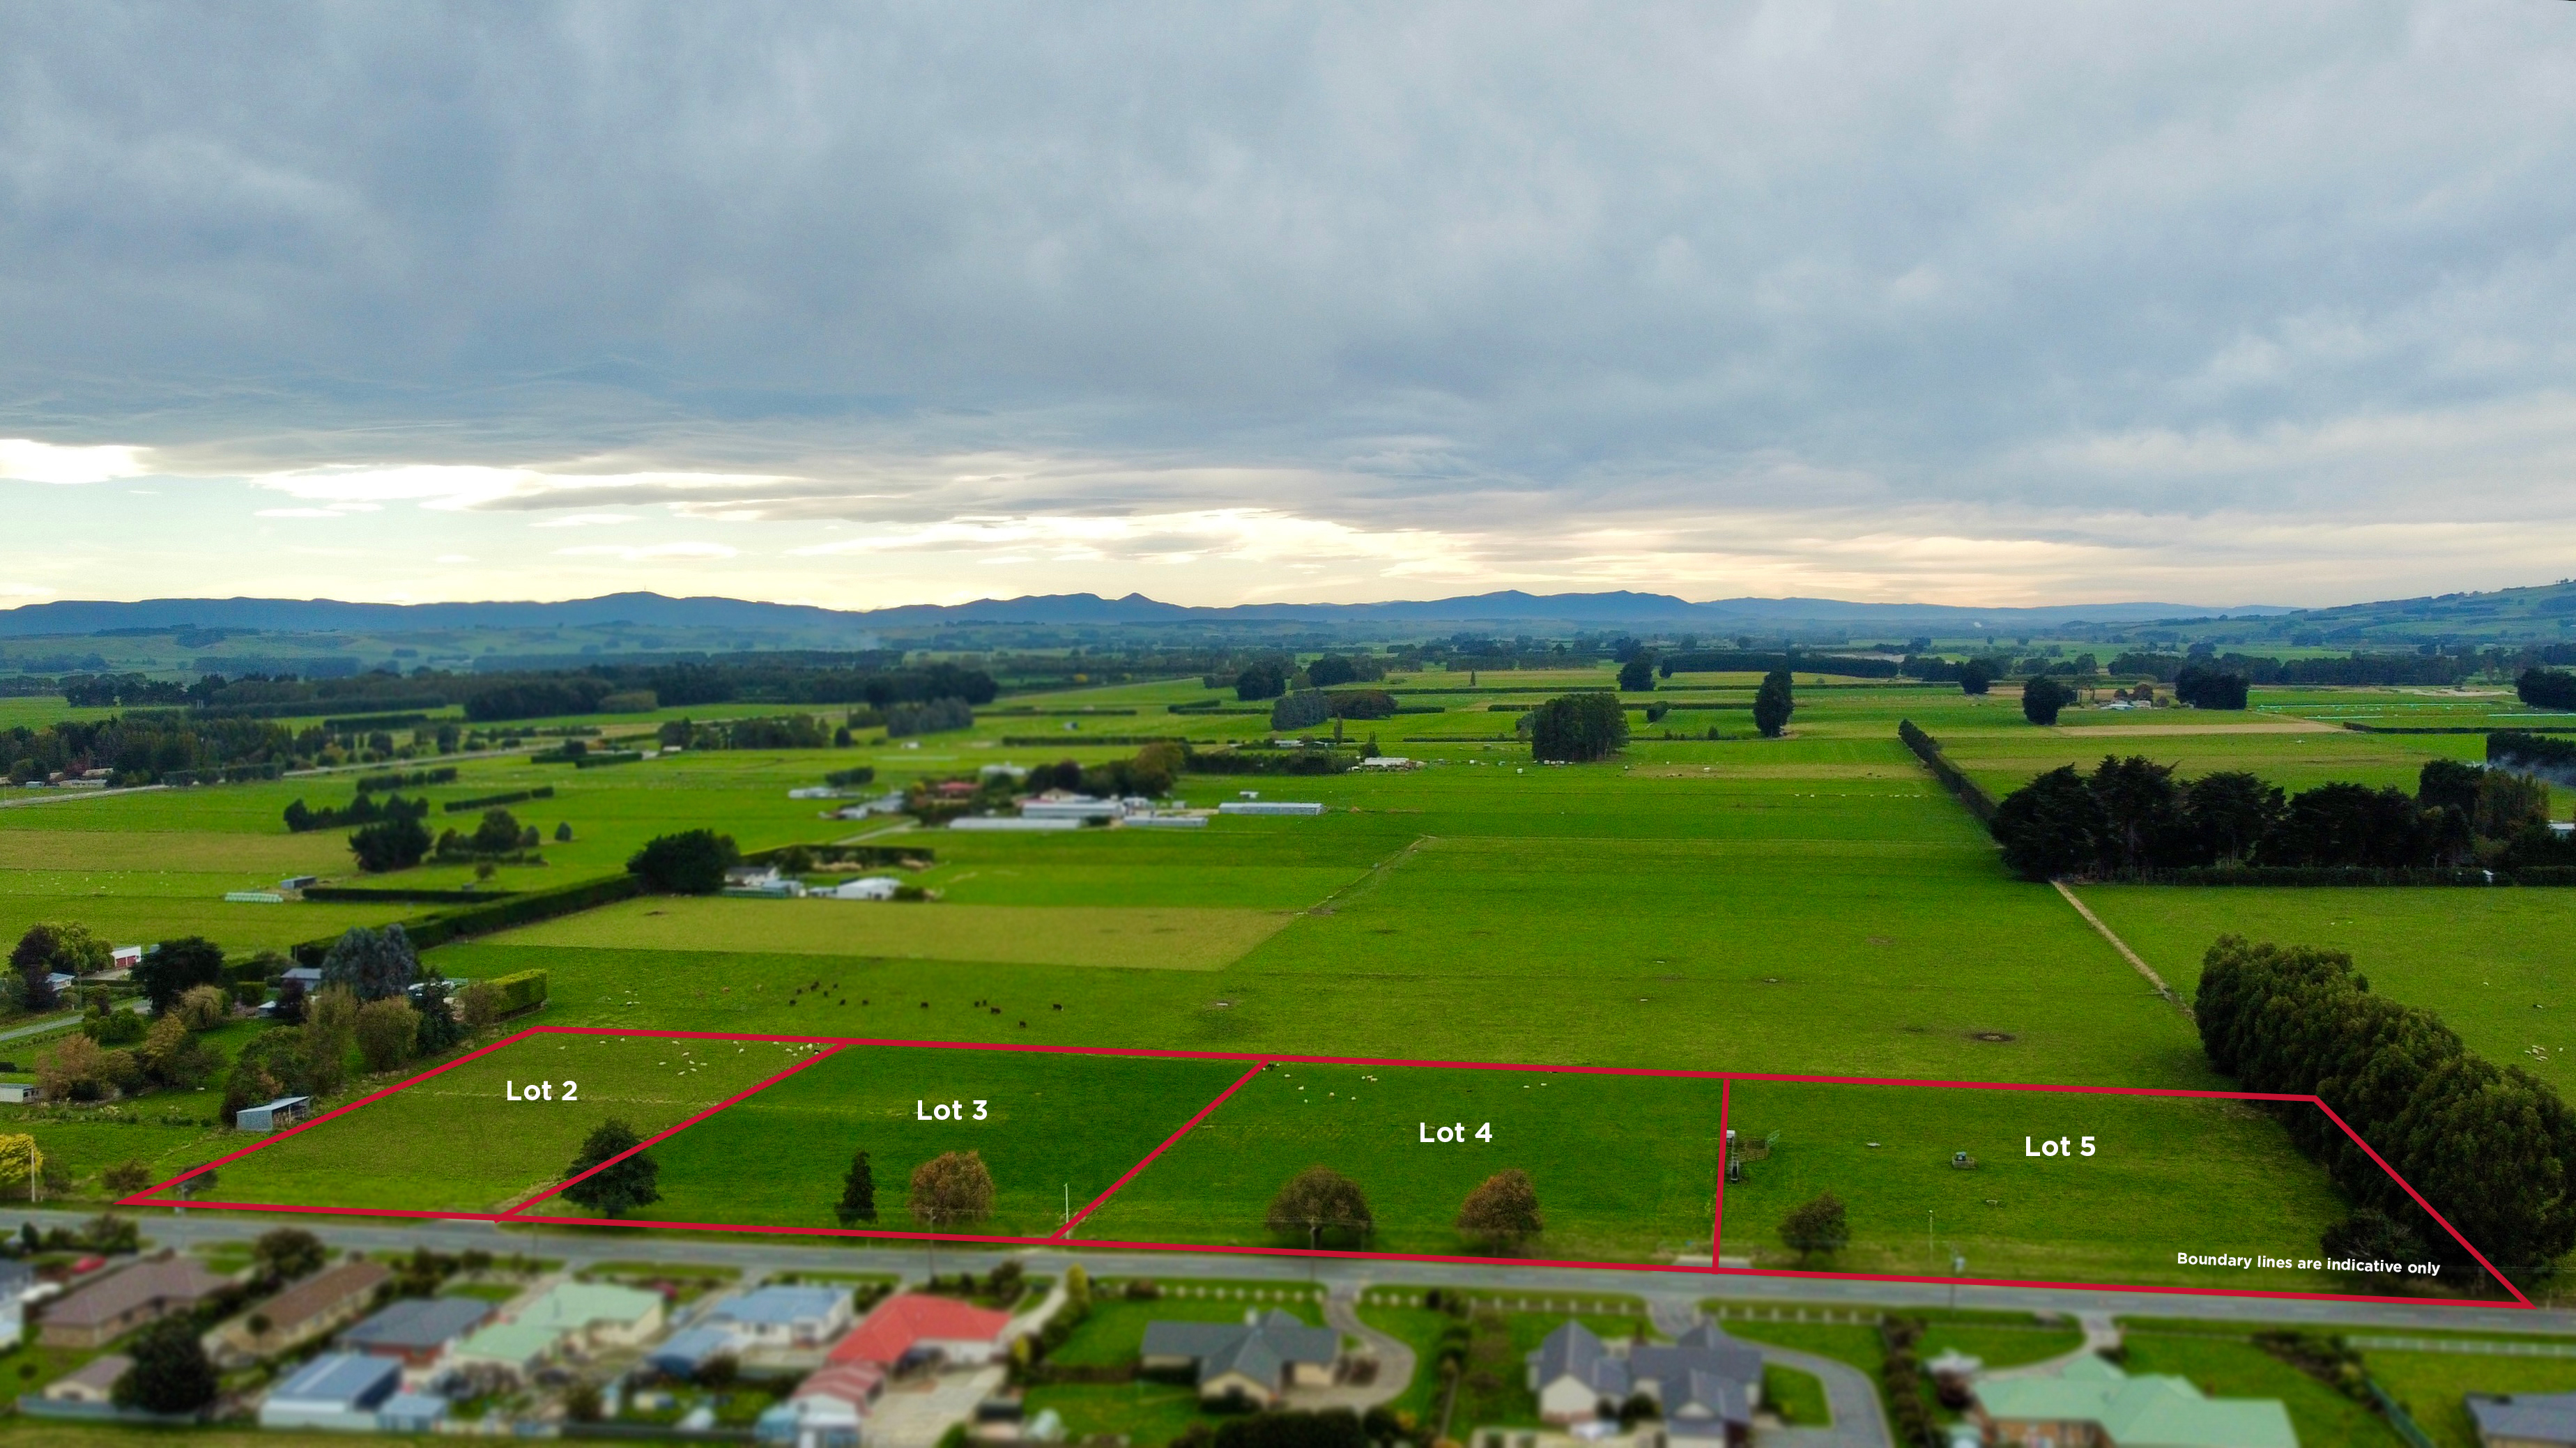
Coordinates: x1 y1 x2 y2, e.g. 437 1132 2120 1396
1711 1079 1731 1268
1053 1059 1264 1241
118 1025 2533 1311
497 1041 850 1217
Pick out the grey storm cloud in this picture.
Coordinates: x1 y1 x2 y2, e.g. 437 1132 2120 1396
3 0 2576 601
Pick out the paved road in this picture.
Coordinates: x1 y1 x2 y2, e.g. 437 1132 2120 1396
1754 1343 1891 1448
31 1209 2576 1337
1301 1293 1416 1412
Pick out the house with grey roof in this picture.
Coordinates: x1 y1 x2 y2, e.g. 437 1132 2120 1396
339 1295 495 1365
1140 1309 1341 1406
2472 1390 2576 1448
1526 1322 1759 1447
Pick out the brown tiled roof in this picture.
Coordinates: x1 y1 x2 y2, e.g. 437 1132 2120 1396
259 1258 391 1331
45 1257 229 1329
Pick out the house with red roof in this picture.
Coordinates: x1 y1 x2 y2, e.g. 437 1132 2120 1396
829 1293 1014 1371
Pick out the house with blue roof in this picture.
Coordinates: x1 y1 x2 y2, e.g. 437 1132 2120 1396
704 1285 855 1348
259 1352 402 1431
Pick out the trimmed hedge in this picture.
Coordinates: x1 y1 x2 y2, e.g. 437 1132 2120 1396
1182 748 1353 776
291 872 644 964
998 735 1185 747
2086 865 2576 886
1897 720 1997 824
486 969 549 1015
302 886 525 904
442 786 555 813
356 765 459 792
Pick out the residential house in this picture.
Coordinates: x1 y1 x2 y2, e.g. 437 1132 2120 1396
707 1285 857 1348
1971 1355 2298 1448
1526 1322 1761 1447
648 1325 742 1378
38 1254 230 1348
280 965 325 993
108 946 143 972
1141 1309 1340 1406
220 1256 389 1357
40 1355 131 1405
454 1281 664 1369
340 1295 494 1366
757 1361 887 1448
2471 1391 2576 1448
831 1293 1013 1370
259 1352 402 1431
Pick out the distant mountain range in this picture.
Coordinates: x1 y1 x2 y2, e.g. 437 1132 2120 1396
0 589 2292 638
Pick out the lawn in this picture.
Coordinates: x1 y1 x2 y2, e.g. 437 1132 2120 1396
2119 1328 2409 1448
1022 1288 1328 1445
1718 1080 2362 1293
528 1042 1250 1237
2367 1348 2576 1448
177 1030 827 1212
2074 884 2576 1095
1075 1061 1722 1263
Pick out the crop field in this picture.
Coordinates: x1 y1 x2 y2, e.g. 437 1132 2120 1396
526 1041 1249 1237
2073 884 2576 1095
1072 1061 1722 1263
142 1031 823 1213
500 896 1301 971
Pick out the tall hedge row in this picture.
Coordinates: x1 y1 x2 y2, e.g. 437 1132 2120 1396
2197 935 2576 1277
1897 721 1996 824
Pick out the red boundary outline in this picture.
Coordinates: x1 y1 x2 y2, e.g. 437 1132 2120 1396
120 1026 2533 1311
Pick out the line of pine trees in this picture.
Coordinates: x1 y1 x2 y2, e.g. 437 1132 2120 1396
2196 936 2576 1279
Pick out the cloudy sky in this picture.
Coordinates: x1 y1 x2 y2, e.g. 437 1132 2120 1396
3 2 2574 611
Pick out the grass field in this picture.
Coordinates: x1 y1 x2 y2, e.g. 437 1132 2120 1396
2121 1327 2407 1448
528 1042 1250 1237
1075 1062 1721 1263
2368 1348 2576 1448
2074 884 2576 1095
174 1031 825 1212
500 896 1300 971
1717 1080 2367 1293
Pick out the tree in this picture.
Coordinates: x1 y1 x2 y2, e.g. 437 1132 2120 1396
1778 1192 1849 1261
2418 758 2483 818
101 1159 151 1196
2184 771 2285 865
1266 1166 1374 1249
348 815 432 872
2519 667 2576 712
561 1119 661 1217
909 1150 996 1229
2175 664 2250 709
303 985 359 1097
2021 677 2074 725
1456 1169 1543 1249
1958 658 1995 696
1617 656 1657 692
1989 766 2105 880
36 1034 114 1102
174 984 231 1031
838 1149 878 1224
133 937 227 1015
354 996 420 1072
134 1014 220 1091
222 1029 316 1124
114 1316 218 1414
2260 783 2431 867
2320 1208 2426 1268
470 808 523 854
412 971 467 1056
320 925 417 1002
626 829 742 894
1307 655 1359 688
1271 690 1331 731
252 1227 328 1285
1528 693 1628 763
1235 662 1288 701
1752 669 1794 738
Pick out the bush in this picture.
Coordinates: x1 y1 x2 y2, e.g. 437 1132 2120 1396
1779 1192 1848 1261
486 969 549 1015
355 996 420 1072
627 830 741 894
175 985 231 1032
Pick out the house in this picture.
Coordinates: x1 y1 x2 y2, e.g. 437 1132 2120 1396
830 1293 1013 1370
2471 1391 2576 1447
1526 1322 1761 1446
648 1325 742 1377
378 1392 449 1433
707 1285 856 1348
259 1351 402 1430
758 1362 886 1448
280 965 325 992
40 1355 131 1405
109 946 143 972
1141 1309 1341 1406
1971 1355 2297 1448
38 1254 230 1348
235 1095 312 1132
43 971 75 999
453 1280 665 1369
340 1295 494 1365
829 877 901 901
221 1256 389 1356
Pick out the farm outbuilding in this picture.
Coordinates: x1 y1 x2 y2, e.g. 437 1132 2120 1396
236 1095 312 1132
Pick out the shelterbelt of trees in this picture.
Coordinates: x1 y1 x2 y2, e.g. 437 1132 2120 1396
2199 936 2576 1280
1991 754 2576 879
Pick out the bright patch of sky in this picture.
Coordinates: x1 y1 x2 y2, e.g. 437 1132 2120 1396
4 4 2576 610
